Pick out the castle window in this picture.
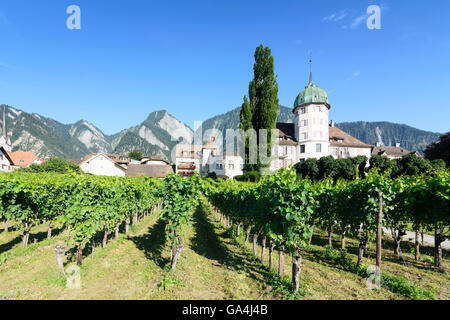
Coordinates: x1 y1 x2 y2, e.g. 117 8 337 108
301 120 307 127
301 132 307 140
300 107 306 114
300 144 305 153
316 144 322 153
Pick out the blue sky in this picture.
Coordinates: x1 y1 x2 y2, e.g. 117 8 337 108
0 0 449 135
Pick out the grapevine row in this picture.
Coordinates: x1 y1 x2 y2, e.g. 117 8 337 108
204 169 449 294
0 172 162 265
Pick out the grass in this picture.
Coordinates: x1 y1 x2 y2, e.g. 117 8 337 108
0 205 448 300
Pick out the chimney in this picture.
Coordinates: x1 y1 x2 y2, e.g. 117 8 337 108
395 143 400 148
376 142 381 147
330 120 335 127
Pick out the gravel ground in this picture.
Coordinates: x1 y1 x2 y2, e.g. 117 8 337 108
382 227 450 250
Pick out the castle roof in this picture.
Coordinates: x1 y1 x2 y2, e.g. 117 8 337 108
371 146 413 158
293 72 330 112
275 122 373 149
329 126 373 148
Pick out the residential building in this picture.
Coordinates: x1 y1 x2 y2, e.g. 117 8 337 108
126 163 173 178
175 65 416 177
141 156 171 166
79 153 127 176
9 151 44 169
0 147 13 172
371 143 419 160
175 144 204 176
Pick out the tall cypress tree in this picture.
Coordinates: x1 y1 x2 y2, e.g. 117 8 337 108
247 45 279 171
239 95 254 172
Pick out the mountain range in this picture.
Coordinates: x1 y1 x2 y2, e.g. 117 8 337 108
0 104 442 161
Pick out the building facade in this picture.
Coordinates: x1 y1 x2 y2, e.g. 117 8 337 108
0 147 13 172
79 153 127 176
174 69 415 178
371 143 417 160
9 151 44 169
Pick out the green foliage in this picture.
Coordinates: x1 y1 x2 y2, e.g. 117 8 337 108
393 153 431 177
240 45 279 171
370 155 393 172
206 171 218 180
295 156 367 182
318 156 338 180
206 167 450 280
234 171 261 182
207 169 315 255
21 158 81 174
128 150 144 161
294 158 319 180
159 174 203 246
430 159 447 171
0 172 161 250
424 132 450 166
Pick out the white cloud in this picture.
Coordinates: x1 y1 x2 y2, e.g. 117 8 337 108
323 9 349 22
350 14 368 29
346 71 360 81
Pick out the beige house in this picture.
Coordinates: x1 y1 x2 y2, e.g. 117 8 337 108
328 124 373 160
371 143 418 160
175 144 203 176
79 153 127 176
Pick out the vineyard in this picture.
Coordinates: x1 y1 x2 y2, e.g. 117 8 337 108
0 169 449 300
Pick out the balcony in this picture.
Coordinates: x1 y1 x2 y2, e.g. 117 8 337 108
178 164 196 169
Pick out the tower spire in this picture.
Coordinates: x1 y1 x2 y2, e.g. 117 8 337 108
308 51 314 87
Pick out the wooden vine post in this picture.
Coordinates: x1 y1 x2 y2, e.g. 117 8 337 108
376 192 383 276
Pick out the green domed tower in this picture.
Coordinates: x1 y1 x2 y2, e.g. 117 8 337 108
293 67 331 161
293 72 330 113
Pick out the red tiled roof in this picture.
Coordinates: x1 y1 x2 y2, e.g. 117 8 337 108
329 126 373 148
8 151 44 166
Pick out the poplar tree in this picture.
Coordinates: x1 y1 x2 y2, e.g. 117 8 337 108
247 45 279 171
240 96 254 172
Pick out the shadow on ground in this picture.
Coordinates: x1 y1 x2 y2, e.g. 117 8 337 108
309 232 448 273
0 228 63 256
189 205 285 296
130 218 169 269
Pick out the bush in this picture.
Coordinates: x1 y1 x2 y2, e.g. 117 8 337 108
235 171 261 182
20 158 81 174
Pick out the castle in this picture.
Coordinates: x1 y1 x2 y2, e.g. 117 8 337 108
176 69 374 178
